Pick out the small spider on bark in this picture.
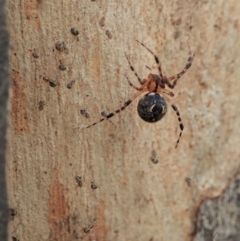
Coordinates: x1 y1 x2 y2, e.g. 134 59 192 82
86 40 195 148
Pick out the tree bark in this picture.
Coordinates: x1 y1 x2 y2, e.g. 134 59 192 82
6 0 240 241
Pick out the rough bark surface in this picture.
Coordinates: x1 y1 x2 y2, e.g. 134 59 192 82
6 0 240 241
194 172 240 241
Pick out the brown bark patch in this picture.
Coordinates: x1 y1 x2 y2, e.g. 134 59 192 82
23 0 41 29
93 200 107 241
48 177 70 241
11 69 30 134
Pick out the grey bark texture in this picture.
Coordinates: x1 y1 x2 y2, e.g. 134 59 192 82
0 0 9 240
195 172 240 241
6 0 240 241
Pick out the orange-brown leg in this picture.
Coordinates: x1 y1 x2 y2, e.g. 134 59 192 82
125 74 143 91
165 44 195 89
136 39 163 78
171 104 184 148
125 53 146 85
159 88 175 97
85 91 144 128
163 94 184 148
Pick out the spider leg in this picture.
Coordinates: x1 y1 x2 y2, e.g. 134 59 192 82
164 43 195 89
162 94 184 149
125 74 143 91
85 91 144 128
145 65 152 71
125 53 146 85
136 39 163 78
171 104 184 148
160 89 175 97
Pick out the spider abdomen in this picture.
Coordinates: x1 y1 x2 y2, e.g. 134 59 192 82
137 93 167 123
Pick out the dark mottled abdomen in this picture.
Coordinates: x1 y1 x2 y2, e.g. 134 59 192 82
137 93 167 123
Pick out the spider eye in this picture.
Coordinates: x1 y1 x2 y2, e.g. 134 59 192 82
137 93 167 123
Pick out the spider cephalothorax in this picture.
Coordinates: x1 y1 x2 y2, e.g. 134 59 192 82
86 40 195 148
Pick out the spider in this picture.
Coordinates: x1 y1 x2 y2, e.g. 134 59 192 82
86 40 195 148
